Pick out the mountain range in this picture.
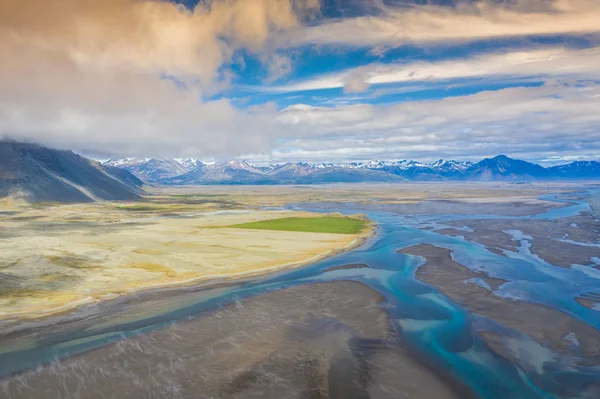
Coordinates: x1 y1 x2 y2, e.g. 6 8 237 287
1 141 143 203
104 155 600 185
2 140 599 204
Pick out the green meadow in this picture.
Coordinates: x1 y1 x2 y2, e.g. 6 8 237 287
229 216 367 234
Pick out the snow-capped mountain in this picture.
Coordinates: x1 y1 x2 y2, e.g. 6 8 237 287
104 157 150 168
344 159 472 172
309 162 341 169
428 159 474 173
266 162 316 176
347 160 401 169
340 159 474 180
548 161 600 179
104 156 600 185
104 158 194 183
211 160 264 174
174 158 205 171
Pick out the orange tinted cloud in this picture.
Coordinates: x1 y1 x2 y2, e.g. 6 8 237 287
0 0 319 157
0 0 318 83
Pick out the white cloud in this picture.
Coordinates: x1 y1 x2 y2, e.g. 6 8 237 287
1 0 599 163
274 82 600 163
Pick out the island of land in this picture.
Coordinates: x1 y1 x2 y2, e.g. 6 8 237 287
0 196 373 320
398 244 600 363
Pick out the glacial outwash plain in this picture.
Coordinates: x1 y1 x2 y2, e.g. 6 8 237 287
1 182 600 399
0 191 372 320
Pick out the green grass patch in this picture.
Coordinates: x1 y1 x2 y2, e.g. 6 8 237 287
229 216 367 234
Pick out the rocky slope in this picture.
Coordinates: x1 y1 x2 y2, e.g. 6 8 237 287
1 141 144 203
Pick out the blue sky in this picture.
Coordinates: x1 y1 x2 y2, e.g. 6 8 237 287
1 0 600 164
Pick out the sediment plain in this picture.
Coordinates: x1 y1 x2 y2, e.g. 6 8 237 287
1 182 600 398
0 194 372 320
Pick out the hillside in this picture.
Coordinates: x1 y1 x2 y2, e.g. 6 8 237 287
0 141 144 203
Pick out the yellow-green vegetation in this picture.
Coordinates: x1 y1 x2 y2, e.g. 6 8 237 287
115 203 201 212
114 201 235 213
46 254 102 270
132 248 165 255
127 262 179 278
230 216 367 234
1 289 79 302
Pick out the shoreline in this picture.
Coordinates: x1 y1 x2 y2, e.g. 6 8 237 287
0 222 377 323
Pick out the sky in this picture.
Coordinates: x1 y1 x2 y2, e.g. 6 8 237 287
1 0 599 164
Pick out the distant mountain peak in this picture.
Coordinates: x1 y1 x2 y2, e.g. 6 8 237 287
466 154 549 181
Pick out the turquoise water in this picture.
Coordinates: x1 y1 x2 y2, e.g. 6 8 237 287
1 192 599 398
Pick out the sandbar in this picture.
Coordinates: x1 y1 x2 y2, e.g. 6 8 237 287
0 206 373 320
398 244 600 361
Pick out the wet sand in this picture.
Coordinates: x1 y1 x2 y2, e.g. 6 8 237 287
398 244 600 362
323 263 370 273
297 198 562 217
589 192 600 216
439 213 600 268
0 281 461 399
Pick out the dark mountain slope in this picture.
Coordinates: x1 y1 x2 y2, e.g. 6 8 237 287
548 161 600 179
0 141 144 203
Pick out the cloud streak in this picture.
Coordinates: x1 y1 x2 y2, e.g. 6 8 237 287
281 0 600 48
261 46 600 93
